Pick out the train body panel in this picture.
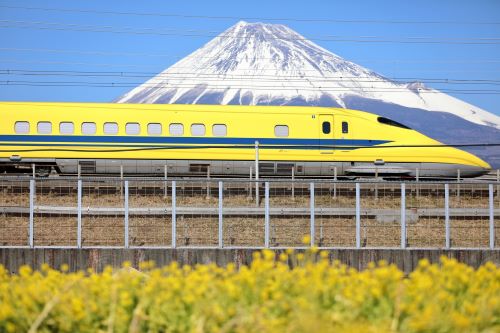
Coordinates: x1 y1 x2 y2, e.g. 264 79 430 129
0 101 491 178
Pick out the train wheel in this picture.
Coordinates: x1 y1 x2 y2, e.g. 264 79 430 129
35 166 52 177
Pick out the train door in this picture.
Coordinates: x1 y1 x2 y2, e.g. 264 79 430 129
319 114 334 154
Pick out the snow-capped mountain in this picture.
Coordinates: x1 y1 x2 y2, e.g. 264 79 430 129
117 21 500 129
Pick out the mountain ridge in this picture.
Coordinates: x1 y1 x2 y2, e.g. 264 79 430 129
116 20 500 167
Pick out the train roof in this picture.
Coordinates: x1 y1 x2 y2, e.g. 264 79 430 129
0 101 376 118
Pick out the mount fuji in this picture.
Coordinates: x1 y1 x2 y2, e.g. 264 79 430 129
116 21 500 167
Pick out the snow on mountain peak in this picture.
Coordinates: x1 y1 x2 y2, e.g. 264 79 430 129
116 21 500 129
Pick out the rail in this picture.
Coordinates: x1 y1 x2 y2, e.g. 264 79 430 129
0 177 498 249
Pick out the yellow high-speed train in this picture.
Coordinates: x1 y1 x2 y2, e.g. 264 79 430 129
0 101 491 178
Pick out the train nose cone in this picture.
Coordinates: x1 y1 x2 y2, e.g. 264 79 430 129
458 154 491 178
462 165 491 178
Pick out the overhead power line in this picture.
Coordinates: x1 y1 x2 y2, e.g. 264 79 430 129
0 47 179 58
3 80 500 95
2 59 500 75
1 48 500 65
2 69 500 85
10 69 500 85
2 58 500 65
1 4 500 25
2 20 500 44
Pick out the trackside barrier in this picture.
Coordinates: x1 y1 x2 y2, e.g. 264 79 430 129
0 177 498 249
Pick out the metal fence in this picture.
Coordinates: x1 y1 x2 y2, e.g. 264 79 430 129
0 177 498 249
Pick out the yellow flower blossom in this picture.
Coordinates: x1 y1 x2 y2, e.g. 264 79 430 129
0 254 497 332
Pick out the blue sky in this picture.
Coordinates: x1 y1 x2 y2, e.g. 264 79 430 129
1 0 499 115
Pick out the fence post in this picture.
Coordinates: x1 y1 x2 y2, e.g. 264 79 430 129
248 166 252 198
219 181 223 249
29 179 34 248
401 183 406 249
445 183 450 249
496 169 499 200
310 182 315 247
255 141 259 207
291 166 295 200
164 164 168 198
124 180 129 248
456 169 460 198
265 182 269 248
206 166 211 199
120 165 124 197
172 181 176 248
77 179 82 248
416 168 420 199
333 166 337 198
356 182 361 249
490 184 495 249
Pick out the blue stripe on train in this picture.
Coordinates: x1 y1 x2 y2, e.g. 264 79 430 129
0 143 372 151
0 135 391 147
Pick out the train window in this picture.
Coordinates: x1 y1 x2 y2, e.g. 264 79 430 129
169 123 183 136
103 122 118 135
147 123 162 136
322 121 331 134
126 123 140 135
377 117 411 129
14 121 30 134
37 122 52 134
191 124 206 136
82 122 96 135
274 125 289 137
212 124 227 137
59 122 74 135
342 121 349 134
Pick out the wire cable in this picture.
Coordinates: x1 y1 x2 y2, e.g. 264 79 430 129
2 69 500 85
2 48 500 64
1 4 500 25
2 20 500 44
3 80 500 94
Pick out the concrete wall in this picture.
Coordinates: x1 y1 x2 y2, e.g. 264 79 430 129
1 249 499 274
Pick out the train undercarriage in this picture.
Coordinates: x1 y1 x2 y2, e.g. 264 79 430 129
0 158 489 179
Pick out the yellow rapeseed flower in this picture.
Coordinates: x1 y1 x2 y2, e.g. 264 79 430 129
0 254 498 332
302 235 311 245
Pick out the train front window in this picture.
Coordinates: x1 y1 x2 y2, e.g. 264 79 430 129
322 121 331 134
377 117 411 129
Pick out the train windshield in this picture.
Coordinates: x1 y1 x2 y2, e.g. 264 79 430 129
377 117 411 129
